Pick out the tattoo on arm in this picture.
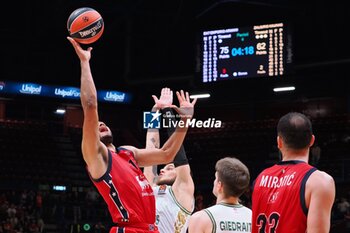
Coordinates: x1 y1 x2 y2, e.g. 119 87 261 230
150 137 159 178
150 137 159 148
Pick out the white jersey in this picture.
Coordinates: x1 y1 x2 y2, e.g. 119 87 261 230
153 185 194 233
204 203 252 233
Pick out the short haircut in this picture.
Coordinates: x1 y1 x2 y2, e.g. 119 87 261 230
215 157 250 198
277 112 313 149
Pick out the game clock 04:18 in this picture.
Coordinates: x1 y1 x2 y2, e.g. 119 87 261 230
231 46 255 56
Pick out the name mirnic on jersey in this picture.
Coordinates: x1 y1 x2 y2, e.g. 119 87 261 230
259 172 296 188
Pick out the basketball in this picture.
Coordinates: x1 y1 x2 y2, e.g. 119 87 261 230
67 7 104 44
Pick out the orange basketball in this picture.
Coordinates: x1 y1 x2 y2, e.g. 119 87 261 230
67 7 104 44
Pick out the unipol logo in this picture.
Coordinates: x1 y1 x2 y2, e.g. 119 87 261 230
104 92 125 102
19 84 42 95
54 88 80 98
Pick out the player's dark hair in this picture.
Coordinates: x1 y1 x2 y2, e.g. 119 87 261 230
277 112 313 149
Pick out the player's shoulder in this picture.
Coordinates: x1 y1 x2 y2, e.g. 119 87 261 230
308 169 335 191
306 169 335 206
188 209 213 233
190 209 211 222
311 170 334 182
242 205 253 213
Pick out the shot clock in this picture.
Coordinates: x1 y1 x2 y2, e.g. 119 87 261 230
200 22 293 83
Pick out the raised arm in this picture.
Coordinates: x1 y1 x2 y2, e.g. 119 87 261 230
143 88 173 185
143 110 161 186
306 170 335 233
67 37 108 179
162 106 194 211
143 127 159 185
123 90 197 167
144 87 187 186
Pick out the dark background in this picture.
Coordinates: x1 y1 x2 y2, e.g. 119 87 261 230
2 1 349 109
1 0 349 187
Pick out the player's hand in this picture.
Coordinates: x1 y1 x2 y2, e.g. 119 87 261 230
171 90 197 119
151 87 173 110
67 36 92 62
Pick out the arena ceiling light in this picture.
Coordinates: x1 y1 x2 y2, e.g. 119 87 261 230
273 86 295 92
55 108 66 114
190 93 210 99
